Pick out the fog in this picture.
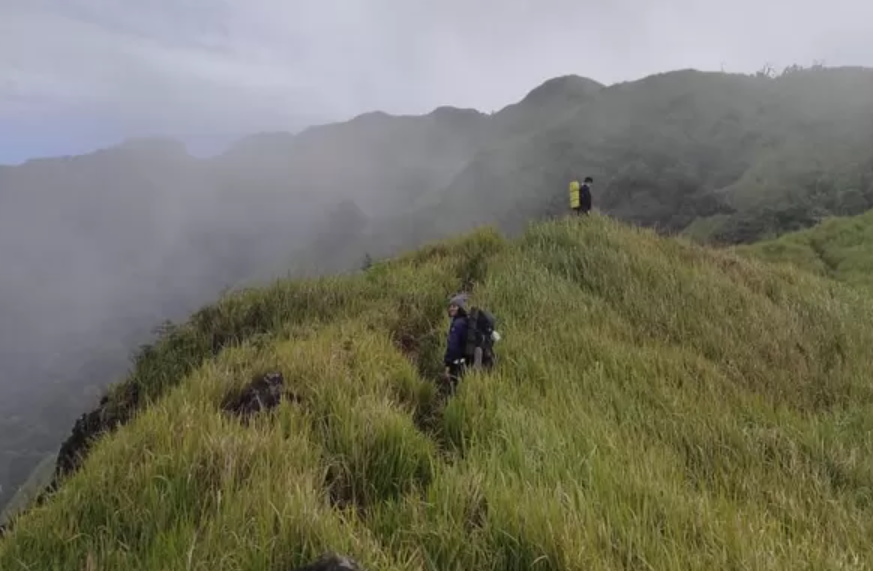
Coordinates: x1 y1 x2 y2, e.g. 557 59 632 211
2 0 873 514
0 104 486 512
0 138 353 511
4 0 873 163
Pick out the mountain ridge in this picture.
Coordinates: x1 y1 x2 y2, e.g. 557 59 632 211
3 214 873 569
3 64 873 518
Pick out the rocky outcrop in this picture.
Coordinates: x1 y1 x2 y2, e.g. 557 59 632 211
54 382 141 481
0 382 141 538
223 372 286 420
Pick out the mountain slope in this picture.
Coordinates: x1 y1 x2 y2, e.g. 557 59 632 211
222 105 490 217
0 103 488 510
435 67 873 239
3 215 873 570
4 64 873 516
0 139 340 513
738 208 873 291
293 67 873 276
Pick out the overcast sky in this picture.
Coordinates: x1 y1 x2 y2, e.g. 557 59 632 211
1 0 872 164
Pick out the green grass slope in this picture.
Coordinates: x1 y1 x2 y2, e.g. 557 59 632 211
739 208 873 291
3 215 873 570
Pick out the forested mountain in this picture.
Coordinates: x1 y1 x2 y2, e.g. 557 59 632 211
292 66 873 274
2 64 873 515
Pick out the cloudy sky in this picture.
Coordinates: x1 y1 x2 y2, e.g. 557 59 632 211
1 0 872 164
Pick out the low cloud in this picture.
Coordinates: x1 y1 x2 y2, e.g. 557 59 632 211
1 0 872 162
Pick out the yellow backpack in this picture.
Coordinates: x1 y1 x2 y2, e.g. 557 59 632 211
568 180 581 208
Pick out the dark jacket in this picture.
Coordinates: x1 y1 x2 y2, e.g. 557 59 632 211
580 184 592 210
444 314 469 366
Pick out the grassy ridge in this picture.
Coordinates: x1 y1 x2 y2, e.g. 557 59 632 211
2 215 873 570
739 208 873 291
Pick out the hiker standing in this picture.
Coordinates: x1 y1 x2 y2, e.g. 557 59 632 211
444 294 470 385
579 176 593 215
442 294 500 393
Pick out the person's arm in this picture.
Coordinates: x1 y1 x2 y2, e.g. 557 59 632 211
444 319 467 367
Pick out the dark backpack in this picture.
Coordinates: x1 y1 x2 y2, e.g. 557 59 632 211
464 307 497 369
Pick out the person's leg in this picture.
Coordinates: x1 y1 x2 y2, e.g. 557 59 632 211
443 363 464 395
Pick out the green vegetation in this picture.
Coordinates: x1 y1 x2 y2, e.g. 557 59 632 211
739 208 873 291
4 65 873 511
3 215 873 570
299 66 873 273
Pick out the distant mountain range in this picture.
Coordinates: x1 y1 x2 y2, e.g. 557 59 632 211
2 64 873 513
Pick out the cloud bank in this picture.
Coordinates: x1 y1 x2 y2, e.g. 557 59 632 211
1 0 872 162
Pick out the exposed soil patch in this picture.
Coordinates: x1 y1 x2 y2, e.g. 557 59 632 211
222 372 289 421
323 463 358 512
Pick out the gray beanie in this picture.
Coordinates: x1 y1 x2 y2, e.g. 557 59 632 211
448 293 469 311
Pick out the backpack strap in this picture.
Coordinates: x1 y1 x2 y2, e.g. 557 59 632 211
464 308 480 361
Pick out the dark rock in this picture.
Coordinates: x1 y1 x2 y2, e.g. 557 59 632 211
55 381 141 481
223 372 286 419
290 553 366 571
1 381 142 539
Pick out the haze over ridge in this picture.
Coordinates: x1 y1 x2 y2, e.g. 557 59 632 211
3 0 873 164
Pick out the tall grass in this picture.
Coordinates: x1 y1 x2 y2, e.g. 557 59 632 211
2 215 872 570
739 208 873 292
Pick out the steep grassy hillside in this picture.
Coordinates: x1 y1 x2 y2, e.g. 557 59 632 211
3 215 873 570
5 67 873 511
0 454 55 528
739 208 873 291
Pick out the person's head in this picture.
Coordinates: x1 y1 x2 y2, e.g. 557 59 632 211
448 293 468 318
584 176 593 185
